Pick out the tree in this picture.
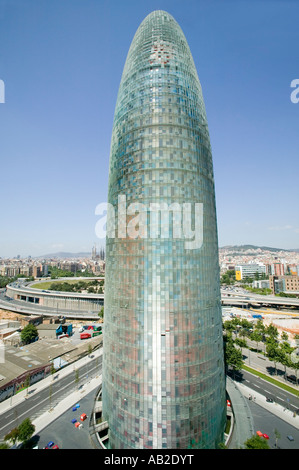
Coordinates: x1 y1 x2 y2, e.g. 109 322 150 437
241 318 254 331
24 374 30 396
254 319 266 352
279 349 291 379
250 330 263 352
244 435 270 449
50 362 56 378
235 337 247 355
274 428 281 448
281 331 289 342
17 418 35 444
20 324 38 345
279 341 294 379
98 306 104 319
74 369 80 390
265 324 279 343
223 318 239 334
4 428 19 445
290 346 299 382
221 270 235 285
224 338 243 377
266 340 283 375
255 319 265 335
0 442 9 449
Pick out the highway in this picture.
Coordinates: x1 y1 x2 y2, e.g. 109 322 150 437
221 288 299 308
0 285 298 320
0 291 100 319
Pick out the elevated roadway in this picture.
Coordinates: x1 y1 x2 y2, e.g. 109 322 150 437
0 284 298 319
221 289 299 310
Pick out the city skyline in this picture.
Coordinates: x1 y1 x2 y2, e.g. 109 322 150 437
0 0 299 258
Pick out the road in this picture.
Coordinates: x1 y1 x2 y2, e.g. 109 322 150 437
36 388 100 449
246 399 299 449
228 368 299 416
221 288 299 308
242 343 299 383
1 342 298 449
0 291 99 320
0 354 102 440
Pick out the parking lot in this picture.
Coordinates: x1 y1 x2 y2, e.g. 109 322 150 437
36 388 100 449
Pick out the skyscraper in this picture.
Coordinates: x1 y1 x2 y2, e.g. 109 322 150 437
102 10 226 449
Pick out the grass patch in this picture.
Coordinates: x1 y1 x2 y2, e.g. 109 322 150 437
31 281 53 289
31 279 92 290
243 364 299 397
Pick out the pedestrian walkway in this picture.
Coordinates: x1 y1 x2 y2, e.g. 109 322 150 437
226 377 255 449
236 379 299 429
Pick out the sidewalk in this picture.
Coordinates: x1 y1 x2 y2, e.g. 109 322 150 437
236 379 299 429
226 377 255 449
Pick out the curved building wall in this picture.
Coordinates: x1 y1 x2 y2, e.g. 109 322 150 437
6 284 104 313
102 10 226 449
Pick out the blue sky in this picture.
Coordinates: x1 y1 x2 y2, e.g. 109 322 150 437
0 0 298 257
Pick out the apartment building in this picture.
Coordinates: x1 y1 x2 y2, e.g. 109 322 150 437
269 274 299 294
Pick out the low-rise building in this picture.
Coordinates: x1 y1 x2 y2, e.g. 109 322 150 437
235 263 266 280
269 274 299 294
252 280 270 289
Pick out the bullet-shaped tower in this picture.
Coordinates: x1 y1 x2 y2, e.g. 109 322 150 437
102 10 226 449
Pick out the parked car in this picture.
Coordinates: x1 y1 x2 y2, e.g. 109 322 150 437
45 441 54 448
286 375 297 384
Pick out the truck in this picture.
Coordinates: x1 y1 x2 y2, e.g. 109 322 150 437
80 332 91 340
56 323 73 338
92 330 102 337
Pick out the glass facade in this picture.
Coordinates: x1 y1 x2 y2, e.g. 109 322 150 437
102 10 226 449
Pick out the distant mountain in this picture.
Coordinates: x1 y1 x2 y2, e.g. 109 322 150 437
35 252 91 259
35 245 298 259
220 245 297 253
